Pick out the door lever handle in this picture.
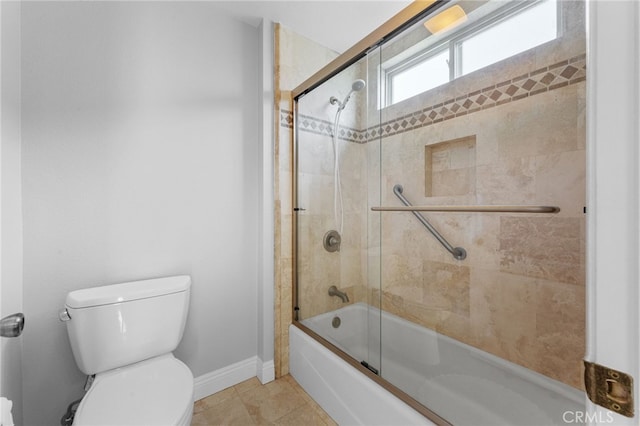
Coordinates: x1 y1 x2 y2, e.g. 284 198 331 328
1 313 25 338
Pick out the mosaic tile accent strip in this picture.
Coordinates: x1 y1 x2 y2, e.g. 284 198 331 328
284 53 586 143
292 113 364 143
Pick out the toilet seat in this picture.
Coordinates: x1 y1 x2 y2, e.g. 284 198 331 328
73 354 194 426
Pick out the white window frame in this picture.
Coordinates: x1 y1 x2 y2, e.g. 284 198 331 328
382 0 561 107
385 42 451 106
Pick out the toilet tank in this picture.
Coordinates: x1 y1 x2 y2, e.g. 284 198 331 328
64 275 191 375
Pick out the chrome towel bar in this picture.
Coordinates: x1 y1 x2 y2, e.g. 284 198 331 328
371 205 560 213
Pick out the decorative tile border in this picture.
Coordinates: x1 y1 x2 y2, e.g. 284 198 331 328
282 53 586 143
295 114 364 144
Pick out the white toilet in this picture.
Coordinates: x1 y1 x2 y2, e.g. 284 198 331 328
61 275 194 426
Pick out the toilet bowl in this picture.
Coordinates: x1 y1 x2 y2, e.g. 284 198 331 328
61 276 194 426
73 355 193 426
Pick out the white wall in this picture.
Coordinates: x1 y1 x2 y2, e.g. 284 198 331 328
1 1 24 425
586 1 640 423
20 2 261 424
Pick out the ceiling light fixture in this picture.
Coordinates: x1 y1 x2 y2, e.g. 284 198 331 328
424 5 468 34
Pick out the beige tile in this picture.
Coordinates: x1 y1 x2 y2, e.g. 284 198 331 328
272 404 328 426
193 376 334 426
436 311 474 347
432 168 473 197
281 375 337 426
495 86 580 159
499 216 584 285
534 149 586 218
381 254 423 302
400 299 442 330
470 269 537 366
311 402 338 426
423 260 470 317
193 386 237 414
234 377 262 395
192 395 255 426
239 379 307 424
476 157 537 205
466 215 502 270
534 332 585 390
533 280 585 389
536 280 585 336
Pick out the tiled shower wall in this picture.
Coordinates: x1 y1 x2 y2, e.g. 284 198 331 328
281 2 586 390
367 1 586 389
370 76 586 389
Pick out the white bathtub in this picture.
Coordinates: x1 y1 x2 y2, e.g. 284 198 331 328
291 302 585 426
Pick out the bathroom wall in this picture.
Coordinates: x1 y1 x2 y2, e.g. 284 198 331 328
1 2 24 424
291 1 586 390
274 24 339 377
20 3 261 424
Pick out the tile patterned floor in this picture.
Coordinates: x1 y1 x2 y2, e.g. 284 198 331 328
191 375 337 425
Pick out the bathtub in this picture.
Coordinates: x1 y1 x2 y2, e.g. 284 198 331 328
291 302 585 425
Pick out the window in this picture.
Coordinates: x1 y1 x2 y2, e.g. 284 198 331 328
384 0 558 107
391 48 450 105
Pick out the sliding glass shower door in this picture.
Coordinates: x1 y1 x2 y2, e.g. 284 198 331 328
373 1 586 424
294 54 382 375
294 0 586 423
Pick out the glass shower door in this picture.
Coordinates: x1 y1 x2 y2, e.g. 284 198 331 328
294 54 382 375
374 1 587 424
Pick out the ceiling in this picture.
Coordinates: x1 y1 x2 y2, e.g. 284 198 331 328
211 1 413 53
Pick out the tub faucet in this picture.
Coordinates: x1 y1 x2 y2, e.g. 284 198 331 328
328 285 349 303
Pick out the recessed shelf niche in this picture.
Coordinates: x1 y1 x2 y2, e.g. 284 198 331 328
425 135 477 197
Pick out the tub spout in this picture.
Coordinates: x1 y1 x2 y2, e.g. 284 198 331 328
328 285 349 303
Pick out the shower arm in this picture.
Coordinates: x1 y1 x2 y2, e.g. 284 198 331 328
390 184 467 261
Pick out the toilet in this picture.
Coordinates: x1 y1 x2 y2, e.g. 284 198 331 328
60 275 194 426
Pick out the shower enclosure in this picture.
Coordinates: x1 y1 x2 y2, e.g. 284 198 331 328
292 0 586 424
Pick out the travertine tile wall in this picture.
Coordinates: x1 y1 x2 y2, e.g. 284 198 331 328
364 1 586 389
372 80 586 389
280 2 586 390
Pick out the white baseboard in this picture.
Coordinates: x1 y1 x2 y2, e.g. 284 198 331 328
193 356 276 401
193 356 258 401
257 358 275 384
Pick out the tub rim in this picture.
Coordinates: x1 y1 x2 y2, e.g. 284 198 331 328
292 318 451 425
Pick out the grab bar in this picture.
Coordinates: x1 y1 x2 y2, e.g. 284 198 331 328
389 185 467 261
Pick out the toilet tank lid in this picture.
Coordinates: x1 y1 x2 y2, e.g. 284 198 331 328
66 275 191 309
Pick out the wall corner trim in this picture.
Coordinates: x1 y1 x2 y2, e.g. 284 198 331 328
257 358 276 385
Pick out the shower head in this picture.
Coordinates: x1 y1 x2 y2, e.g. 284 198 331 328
351 79 366 92
330 79 367 110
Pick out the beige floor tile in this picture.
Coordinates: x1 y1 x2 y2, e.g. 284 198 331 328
299 395 336 425
192 375 335 426
272 404 327 426
194 386 238 414
192 395 255 425
281 374 334 424
234 377 262 395
263 377 298 396
239 383 306 424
